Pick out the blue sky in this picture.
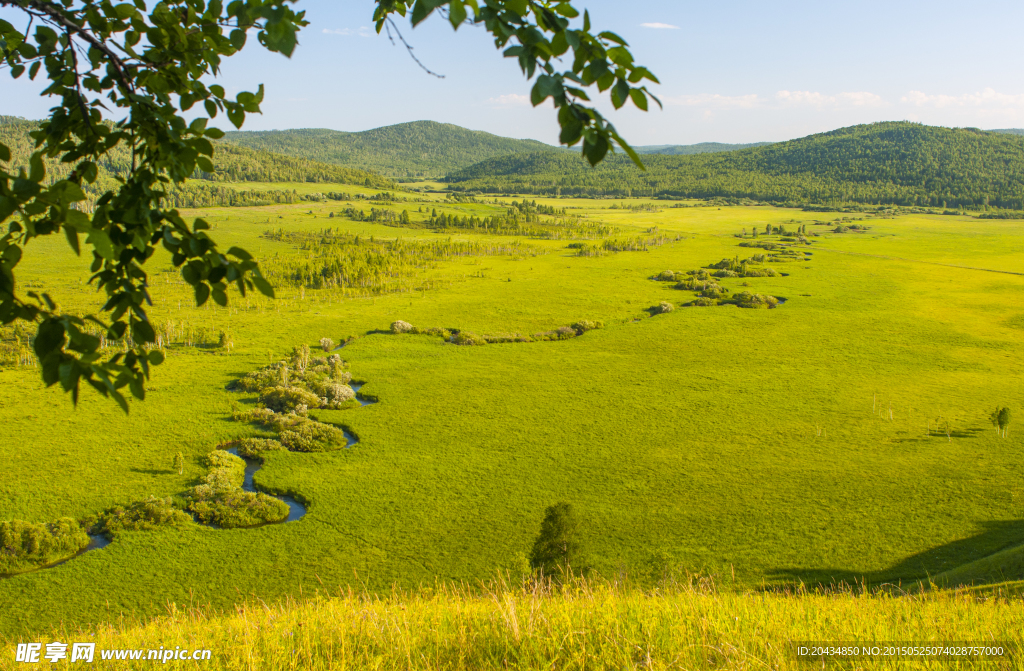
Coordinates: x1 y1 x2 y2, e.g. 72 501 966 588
3 1 1024 145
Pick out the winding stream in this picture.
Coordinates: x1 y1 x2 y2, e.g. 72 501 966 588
11 379 375 576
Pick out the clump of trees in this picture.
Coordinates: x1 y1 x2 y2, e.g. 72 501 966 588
395 320 604 346
92 497 193 534
990 407 1012 438
733 292 780 309
0 518 90 575
186 451 289 528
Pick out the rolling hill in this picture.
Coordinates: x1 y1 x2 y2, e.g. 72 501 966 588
447 122 1024 210
634 141 772 155
220 121 560 179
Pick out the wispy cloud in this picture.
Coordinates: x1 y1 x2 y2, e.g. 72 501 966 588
486 93 531 107
666 91 886 111
776 90 886 108
666 93 761 110
323 27 372 37
902 88 1024 108
641 22 680 29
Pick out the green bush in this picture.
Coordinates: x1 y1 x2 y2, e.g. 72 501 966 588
96 496 193 534
391 320 415 334
655 270 676 281
236 438 286 458
740 267 778 278
259 385 322 413
451 332 487 346
0 518 91 575
656 301 674 314
279 420 348 452
571 320 603 334
689 297 718 307
733 291 779 309
188 491 289 528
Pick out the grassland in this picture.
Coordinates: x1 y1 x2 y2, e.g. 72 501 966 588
0 193 1022 639
9 578 1024 670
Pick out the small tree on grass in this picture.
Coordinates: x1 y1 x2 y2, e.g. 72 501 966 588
990 407 1012 438
173 453 184 476
529 502 587 579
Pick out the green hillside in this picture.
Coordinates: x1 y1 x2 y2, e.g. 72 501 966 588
635 141 772 155
0 116 394 207
448 122 1024 210
988 128 1024 136
220 121 559 179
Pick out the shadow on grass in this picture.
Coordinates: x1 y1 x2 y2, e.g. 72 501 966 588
129 467 175 476
769 519 1024 589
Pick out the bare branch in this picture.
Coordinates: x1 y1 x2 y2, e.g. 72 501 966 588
385 18 444 79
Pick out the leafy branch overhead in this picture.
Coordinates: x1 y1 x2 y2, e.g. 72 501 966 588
372 0 660 167
0 0 655 410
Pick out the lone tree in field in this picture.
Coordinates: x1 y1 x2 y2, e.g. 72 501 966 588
529 502 587 578
0 0 658 410
990 407 1012 438
173 452 184 476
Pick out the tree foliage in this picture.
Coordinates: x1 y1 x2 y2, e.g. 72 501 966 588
529 501 586 577
0 0 653 409
448 122 1024 210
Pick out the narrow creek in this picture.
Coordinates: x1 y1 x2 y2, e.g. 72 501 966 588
10 379 375 576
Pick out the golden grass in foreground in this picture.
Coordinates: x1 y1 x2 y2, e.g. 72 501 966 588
9 578 1024 670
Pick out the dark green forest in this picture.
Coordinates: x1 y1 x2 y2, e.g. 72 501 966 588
220 121 559 179
448 122 1024 210
634 141 773 155
0 116 394 208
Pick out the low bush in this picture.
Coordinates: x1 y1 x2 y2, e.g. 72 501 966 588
259 386 322 413
733 291 779 309
391 320 415 334
451 332 487 346
279 420 348 452
655 270 676 281
712 269 738 278
700 285 729 299
656 301 674 314
319 337 334 352
740 267 778 278
236 438 286 458
0 518 91 575
95 496 193 534
188 491 289 528
689 297 718 307
571 320 603 334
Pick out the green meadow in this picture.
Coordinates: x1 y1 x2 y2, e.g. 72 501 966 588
1 193 1022 638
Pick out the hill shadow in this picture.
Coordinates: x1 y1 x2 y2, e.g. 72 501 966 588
769 519 1024 589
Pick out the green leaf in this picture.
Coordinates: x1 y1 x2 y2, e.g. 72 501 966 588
29 153 45 183
0 142 9 163
196 156 215 173
64 225 81 256
149 350 165 365
226 246 252 261
86 229 115 260
253 275 275 298
194 282 210 306
449 1 467 28
629 88 648 111
553 3 579 18
205 127 225 139
212 287 227 307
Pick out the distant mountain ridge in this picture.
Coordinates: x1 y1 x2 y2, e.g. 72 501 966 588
635 141 773 155
447 122 1024 210
220 121 559 179
988 128 1024 136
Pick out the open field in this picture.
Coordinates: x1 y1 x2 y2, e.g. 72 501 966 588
1 195 1022 637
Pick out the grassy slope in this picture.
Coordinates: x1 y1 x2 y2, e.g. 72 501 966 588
0 198 1022 636
220 121 560 178
8 580 1024 671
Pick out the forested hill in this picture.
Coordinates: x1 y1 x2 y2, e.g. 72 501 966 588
0 115 394 188
447 122 1024 210
635 141 772 155
220 121 559 178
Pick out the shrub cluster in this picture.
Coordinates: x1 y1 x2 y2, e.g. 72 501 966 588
186 450 289 528
733 291 780 309
655 301 674 314
235 352 353 412
0 518 91 575
94 496 193 534
403 320 604 346
280 421 348 452
236 438 286 458
391 320 414 334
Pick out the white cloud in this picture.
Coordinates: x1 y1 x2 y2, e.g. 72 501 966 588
776 90 886 109
641 22 680 29
322 27 372 37
486 94 531 107
902 88 1024 108
666 91 885 111
666 93 761 109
